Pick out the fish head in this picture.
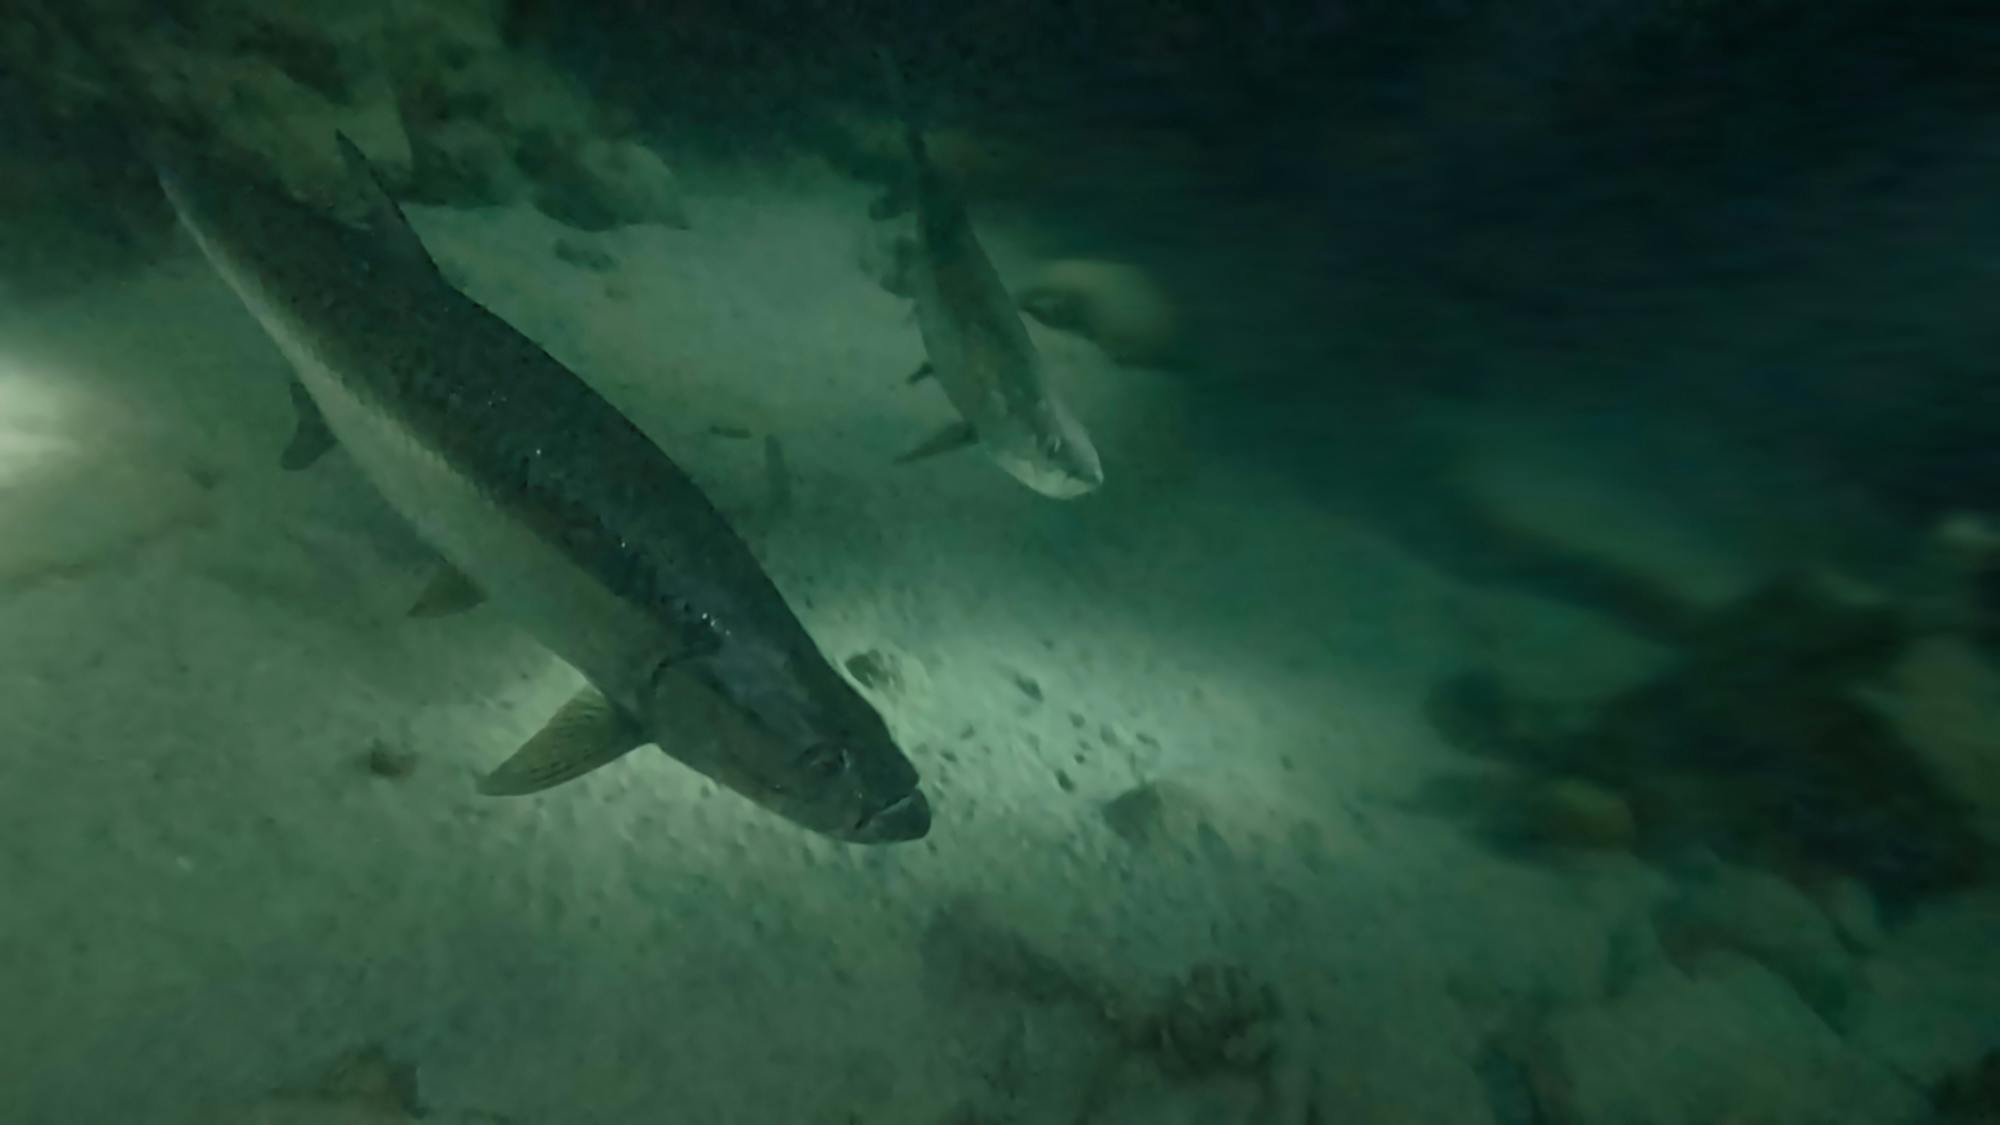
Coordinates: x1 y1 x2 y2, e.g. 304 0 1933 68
651 631 930 844
991 398 1104 500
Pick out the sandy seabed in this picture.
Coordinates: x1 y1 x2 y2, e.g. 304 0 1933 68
0 162 1992 1125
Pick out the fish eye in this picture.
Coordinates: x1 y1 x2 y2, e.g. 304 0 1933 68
798 742 848 781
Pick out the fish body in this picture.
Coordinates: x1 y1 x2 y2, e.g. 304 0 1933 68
883 57 1103 499
157 135 927 843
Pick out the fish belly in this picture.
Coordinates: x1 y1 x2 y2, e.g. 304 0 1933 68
283 345 664 708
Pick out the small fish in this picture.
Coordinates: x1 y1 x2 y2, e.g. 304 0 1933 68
148 125 928 843
876 50 1104 500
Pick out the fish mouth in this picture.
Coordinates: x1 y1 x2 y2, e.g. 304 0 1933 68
1031 471 1102 500
1000 455 1102 500
847 789 932 844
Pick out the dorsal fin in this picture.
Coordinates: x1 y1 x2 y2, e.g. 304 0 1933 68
333 132 438 274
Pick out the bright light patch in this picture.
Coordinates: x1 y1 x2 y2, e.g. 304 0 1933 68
0 357 208 587
0 362 89 480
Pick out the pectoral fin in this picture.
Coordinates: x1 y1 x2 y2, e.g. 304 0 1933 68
478 686 646 796
894 420 977 465
280 380 336 470
904 361 935 385
408 563 485 617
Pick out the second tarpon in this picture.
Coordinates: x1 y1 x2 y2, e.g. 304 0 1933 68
155 131 930 843
878 54 1105 500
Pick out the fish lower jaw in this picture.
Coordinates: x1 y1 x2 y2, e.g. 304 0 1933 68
994 456 1103 500
843 789 932 843
1030 475 1102 500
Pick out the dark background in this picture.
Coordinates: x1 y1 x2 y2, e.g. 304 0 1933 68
506 0 2000 525
7 0 1997 531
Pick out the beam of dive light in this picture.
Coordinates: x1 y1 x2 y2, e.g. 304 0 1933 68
0 362 87 483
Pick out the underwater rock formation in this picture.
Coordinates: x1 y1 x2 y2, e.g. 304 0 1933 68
1427 571 1992 902
2 0 685 298
1016 258 1186 370
1653 866 1858 1025
1543 956 1926 1125
520 135 688 232
1143 962 1281 1079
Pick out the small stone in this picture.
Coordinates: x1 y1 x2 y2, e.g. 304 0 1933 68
1008 671 1043 702
553 235 616 272
364 741 417 779
844 649 902 693
531 137 689 231
1103 782 1171 844
1100 778 1242 863
1055 769 1076 793
1069 711 1087 729
406 119 520 205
